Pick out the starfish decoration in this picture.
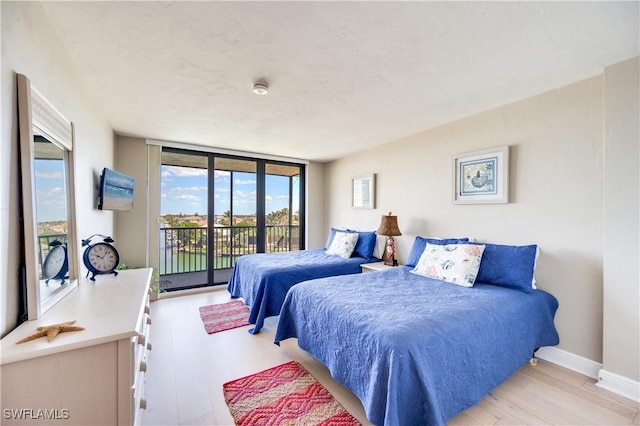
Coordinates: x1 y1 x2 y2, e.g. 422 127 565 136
16 320 85 344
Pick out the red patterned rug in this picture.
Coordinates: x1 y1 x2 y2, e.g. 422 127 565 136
199 301 250 334
223 361 361 426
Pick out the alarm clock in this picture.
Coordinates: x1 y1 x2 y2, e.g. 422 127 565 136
82 234 120 281
42 240 69 285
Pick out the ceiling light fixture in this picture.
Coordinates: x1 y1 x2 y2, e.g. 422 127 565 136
252 81 269 95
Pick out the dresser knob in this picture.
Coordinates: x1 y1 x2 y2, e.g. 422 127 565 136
144 305 150 314
146 317 152 325
139 361 147 373
139 398 147 410
147 342 152 351
138 335 146 346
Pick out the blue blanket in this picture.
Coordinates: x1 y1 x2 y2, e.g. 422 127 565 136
274 266 559 425
227 249 369 334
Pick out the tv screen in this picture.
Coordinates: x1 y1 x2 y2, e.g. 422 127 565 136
98 168 135 211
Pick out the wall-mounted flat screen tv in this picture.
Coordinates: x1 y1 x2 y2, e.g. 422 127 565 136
98 168 135 212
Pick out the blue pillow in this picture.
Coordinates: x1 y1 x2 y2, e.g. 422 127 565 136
472 243 538 293
325 228 378 260
353 231 377 260
325 228 348 249
406 236 470 267
325 228 337 249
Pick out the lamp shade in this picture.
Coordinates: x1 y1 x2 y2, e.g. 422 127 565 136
377 213 402 237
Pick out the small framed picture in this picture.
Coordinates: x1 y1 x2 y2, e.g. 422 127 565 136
453 146 509 204
352 174 375 209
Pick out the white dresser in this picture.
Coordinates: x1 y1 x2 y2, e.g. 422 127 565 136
1 268 152 425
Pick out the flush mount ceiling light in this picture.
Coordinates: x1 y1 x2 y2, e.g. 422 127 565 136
252 81 269 95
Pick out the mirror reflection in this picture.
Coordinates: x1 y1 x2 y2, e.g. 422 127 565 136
34 136 69 303
18 73 77 320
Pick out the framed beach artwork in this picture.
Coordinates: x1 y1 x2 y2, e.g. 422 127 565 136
98 168 136 211
453 145 509 204
352 174 375 209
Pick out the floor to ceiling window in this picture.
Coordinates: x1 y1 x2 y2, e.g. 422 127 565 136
158 148 305 291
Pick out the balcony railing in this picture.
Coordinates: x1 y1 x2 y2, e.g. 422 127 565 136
159 225 299 276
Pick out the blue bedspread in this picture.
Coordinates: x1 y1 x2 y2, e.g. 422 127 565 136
274 266 559 425
227 248 369 334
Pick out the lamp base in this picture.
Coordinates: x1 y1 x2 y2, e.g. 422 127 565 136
383 236 398 266
384 258 398 267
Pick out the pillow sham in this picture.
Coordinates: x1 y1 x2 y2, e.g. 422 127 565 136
324 227 346 249
406 236 470 268
325 228 378 259
531 246 540 289
472 242 538 293
411 243 485 287
325 231 359 259
372 235 387 260
353 231 377 259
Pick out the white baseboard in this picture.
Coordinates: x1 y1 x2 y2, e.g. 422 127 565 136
535 346 602 379
597 369 640 402
535 347 640 402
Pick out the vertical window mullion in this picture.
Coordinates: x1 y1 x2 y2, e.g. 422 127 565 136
299 166 306 250
256 160 266 253
207 154 215 284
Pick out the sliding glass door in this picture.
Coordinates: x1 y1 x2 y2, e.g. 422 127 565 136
159 148 305 291
266 163 302 252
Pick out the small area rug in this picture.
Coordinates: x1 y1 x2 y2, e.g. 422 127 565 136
199 301 250 334
223 361 361 426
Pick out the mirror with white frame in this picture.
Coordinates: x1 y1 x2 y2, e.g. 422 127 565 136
18 73 78 320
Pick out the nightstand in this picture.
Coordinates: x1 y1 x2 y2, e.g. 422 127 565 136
360 261 399 273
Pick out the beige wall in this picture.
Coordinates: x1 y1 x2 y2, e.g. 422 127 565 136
114 138 161 273
1 2 115 336
602 57 640 382
306 161 326 249
114 137 151 268
326 76 606 363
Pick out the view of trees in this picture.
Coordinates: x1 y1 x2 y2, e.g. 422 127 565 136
163 213 186 228
163 208 297 228
176 221 200 248
219 210 231 226
267 208 290 225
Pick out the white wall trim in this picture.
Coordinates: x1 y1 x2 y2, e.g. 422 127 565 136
145 138 310 164
536 347 640 402
535 346 602 379
597 369 640 402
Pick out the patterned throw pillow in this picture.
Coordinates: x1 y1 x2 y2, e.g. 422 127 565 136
325 231 359 259
406 236 470 267
411 243 486 287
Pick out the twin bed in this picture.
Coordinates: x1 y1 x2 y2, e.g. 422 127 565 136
227 229 379 333
228 232 560 425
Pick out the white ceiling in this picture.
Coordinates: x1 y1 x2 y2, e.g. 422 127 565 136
40 1 638 162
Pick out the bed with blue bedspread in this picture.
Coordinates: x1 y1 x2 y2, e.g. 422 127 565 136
274 239 560 425
228 229 379 334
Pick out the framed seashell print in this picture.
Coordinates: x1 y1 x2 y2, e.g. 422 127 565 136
453 145 509 204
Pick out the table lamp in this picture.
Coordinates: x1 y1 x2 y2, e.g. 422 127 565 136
377 212 402 266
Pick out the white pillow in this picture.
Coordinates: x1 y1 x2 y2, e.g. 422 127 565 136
325 231 359 259
372 235 387 259
411 243 486 287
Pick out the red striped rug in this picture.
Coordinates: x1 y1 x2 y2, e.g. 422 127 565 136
223 361 361 426
199 301 250 334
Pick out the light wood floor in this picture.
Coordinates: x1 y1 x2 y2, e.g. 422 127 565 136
141 289 639 426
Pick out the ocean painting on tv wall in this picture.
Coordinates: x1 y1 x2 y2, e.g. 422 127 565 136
99 168 135 211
